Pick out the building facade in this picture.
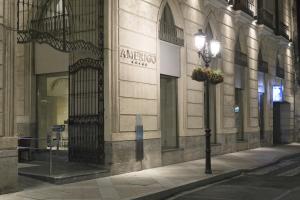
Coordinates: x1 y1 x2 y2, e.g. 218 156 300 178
0 0 299 193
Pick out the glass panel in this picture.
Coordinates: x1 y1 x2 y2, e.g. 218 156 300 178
160 75 178 149
37 73 69 150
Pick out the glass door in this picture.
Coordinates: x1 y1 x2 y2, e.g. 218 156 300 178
37 72 69 151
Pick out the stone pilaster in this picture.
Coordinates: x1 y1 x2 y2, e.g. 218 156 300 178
0 0 18 194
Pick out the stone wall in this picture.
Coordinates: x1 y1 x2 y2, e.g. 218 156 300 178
107 0 298 174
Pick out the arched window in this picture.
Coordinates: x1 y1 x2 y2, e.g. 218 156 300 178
234 37 248 66
276 54 285 79
206 23 213 42
258 50 268 73
159 3 184 46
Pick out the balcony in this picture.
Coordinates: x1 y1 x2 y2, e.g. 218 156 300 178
232 0 255 17
257 8 274 30
276 66 285 79
159 22 184 46
275 21 289 40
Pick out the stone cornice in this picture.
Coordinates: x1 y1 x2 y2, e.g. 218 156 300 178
204 0 228 9
257 24 274 36
233 10 254 25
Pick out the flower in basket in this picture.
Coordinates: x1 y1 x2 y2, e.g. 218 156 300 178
208 69 224 84
192 67 208 82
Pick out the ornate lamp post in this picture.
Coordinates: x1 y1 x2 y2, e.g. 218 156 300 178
194 29 221 174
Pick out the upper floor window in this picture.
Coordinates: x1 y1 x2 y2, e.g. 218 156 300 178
159 3 184 46
258 49 268 73
257 0 275 29
234 37 248 67
232 0 257 17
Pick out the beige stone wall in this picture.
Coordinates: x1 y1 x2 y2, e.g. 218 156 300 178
115 0 160 142
108 0 298 173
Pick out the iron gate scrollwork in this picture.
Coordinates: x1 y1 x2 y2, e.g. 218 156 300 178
69 58 104 164
17 0 104 56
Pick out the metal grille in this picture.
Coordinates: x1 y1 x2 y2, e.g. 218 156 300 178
278 22 289 40
258 51 268 73
159 3 184 46
17 0 104 55
276 66 285 79
257 8 274 29
69 58 104 164
233 0 255 17
235 51 248 66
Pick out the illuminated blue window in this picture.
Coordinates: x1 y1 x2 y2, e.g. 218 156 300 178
273 85 284 102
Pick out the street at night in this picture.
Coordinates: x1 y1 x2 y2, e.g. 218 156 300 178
1 0 300 199
170 157 300 200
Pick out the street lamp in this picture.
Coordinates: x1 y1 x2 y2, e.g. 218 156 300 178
194 29 221 174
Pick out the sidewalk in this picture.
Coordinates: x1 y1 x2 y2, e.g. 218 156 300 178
1 143 300 200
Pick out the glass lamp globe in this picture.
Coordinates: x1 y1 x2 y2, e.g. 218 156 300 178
210 40 220 57
194 29 206 51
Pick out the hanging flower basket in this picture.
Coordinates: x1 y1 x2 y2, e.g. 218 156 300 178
192 67 208 82
192 67 224 85
207 70 224 85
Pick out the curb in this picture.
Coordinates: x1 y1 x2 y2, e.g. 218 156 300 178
131 152 300 200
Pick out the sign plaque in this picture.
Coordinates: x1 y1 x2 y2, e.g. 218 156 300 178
120 47 156 68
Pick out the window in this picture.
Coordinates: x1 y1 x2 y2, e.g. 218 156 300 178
159 3 184 46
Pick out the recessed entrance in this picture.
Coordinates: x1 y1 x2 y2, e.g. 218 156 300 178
16 0 106 183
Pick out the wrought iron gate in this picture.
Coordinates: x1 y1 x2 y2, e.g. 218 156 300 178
69 59 104 164
17 0 105 164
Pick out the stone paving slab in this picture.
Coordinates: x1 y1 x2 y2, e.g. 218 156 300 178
1 144 300 200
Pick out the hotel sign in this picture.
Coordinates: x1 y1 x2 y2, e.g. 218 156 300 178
120 47 156 68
